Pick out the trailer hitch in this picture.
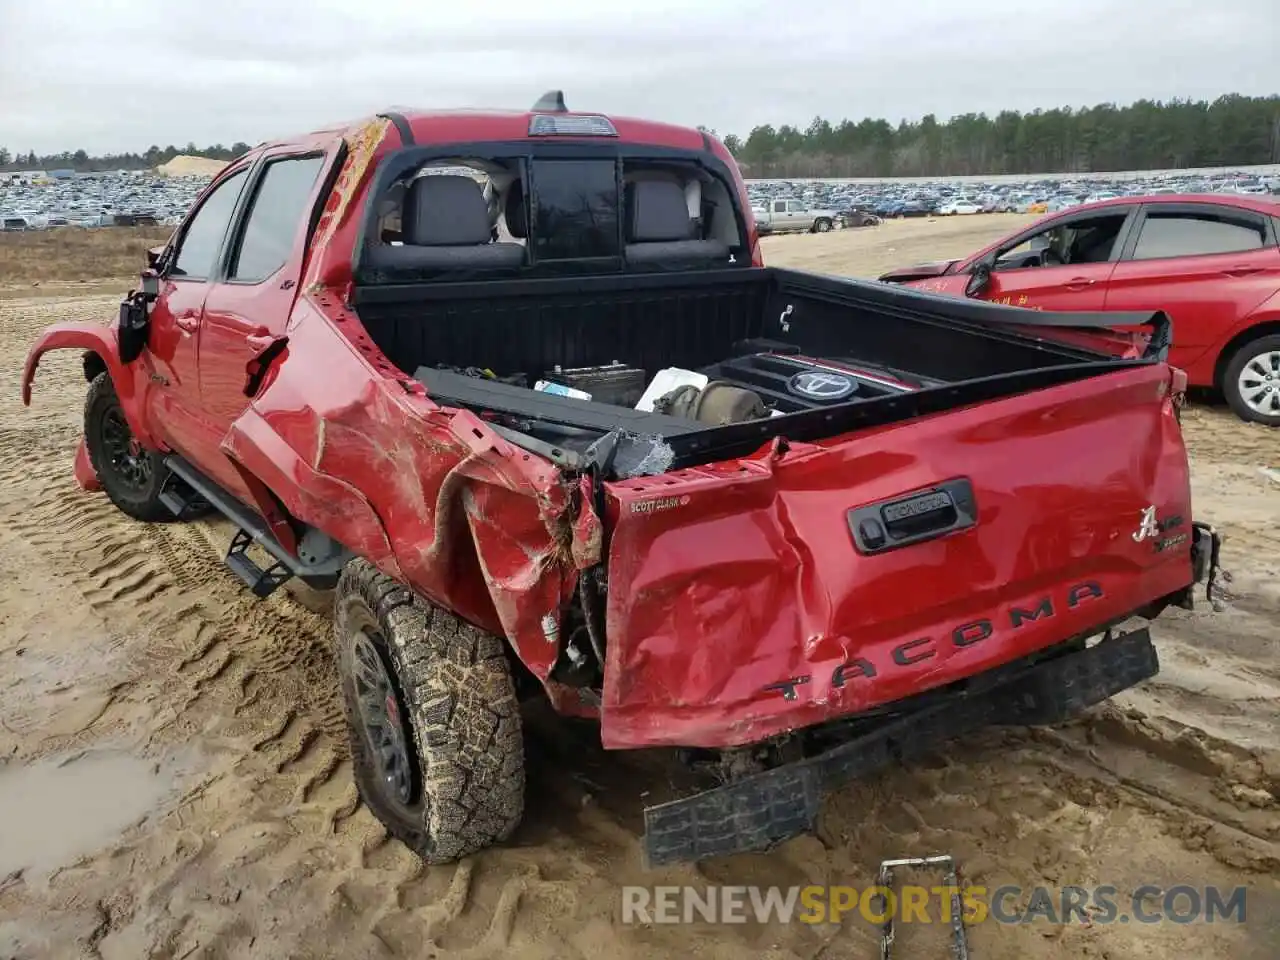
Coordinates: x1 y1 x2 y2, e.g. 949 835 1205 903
874 854 969 960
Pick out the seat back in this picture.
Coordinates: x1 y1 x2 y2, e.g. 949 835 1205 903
366 174 524 273
624 179 728 267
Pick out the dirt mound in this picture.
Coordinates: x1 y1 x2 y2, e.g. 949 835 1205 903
155 155 228 177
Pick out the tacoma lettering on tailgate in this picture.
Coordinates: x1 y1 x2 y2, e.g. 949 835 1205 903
763 580 1105 700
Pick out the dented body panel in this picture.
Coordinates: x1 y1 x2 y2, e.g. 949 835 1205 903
598 364 1192 748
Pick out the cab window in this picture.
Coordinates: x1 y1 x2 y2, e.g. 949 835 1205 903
171 169 248 279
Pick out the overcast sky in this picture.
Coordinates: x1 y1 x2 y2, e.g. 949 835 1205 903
1 0 1276 155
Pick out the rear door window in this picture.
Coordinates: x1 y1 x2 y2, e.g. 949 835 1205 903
1131 210 1266 259
529 159 619 261
229 155 325 282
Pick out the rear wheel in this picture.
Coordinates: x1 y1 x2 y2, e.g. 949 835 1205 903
83 372 172 521
334 560 524 862
813 218 832 233
1222 334 1280 426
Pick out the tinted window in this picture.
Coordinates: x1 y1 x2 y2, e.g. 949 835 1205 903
172 169 247 279
230 155 325 282
530 160 619 261
773 201 786 213
1132 211 1266 260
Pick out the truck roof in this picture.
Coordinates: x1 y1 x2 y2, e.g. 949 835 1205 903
216 92 747 294
256 100 710 155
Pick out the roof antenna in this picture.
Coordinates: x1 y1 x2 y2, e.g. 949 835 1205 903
532 90 568 113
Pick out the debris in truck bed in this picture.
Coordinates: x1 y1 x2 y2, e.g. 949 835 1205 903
607 432 676 478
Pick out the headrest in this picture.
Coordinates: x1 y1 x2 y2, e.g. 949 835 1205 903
626 179 695 243
402 174 492 246
504 179 527 239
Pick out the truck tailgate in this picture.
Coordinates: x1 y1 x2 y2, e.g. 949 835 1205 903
598 363 1194 749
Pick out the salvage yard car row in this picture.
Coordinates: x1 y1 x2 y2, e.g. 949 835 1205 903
4 163 1277 231
0 169 209 230
749 169 1280 222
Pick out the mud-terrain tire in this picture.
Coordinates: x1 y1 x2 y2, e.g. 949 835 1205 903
83 372 173 522
334 559 524 863
1222 333 1280 427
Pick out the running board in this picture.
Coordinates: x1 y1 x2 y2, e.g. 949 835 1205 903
162 455 350 599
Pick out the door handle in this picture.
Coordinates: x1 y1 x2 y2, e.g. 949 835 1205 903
175 315 199 333
848 478 977 555
1222 265 1262 277
1064 277 1096 290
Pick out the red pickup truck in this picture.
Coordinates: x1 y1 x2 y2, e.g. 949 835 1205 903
22 94 1221 866
880 194 1280 426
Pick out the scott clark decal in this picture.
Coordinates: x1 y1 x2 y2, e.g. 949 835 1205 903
630 495 692 515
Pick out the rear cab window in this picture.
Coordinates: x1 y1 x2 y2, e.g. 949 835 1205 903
529 159 619 263
356 143 745 285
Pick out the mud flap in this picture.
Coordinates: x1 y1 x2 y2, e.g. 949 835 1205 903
1190 521 1227 609
641 628 1159 866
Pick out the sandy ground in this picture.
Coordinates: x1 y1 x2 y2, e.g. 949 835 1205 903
0 216 1277 959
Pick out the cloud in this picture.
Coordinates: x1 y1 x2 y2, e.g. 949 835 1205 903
0 0 1275 153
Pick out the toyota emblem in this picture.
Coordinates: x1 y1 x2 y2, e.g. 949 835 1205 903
788 370 857 401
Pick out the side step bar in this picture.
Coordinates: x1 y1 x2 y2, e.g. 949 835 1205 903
161 455 350 599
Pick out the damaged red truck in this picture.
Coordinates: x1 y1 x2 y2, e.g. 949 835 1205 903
22 94 1223 866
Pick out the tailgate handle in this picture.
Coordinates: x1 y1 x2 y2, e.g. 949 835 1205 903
848 478 977 555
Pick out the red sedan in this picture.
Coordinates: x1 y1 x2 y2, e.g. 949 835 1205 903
880 194 1280 425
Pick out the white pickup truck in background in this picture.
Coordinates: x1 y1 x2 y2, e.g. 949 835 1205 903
751 198 839 235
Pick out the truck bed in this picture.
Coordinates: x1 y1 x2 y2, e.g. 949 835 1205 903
355 267 1165 475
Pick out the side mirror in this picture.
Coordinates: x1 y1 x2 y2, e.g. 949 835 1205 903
964 260 992 298
139 268 160 299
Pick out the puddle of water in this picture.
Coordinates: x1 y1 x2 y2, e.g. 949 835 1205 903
0 748 187 877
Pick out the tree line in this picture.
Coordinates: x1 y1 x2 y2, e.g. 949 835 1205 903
0 142 252 173
706 94 1280 178
4 93 1278 178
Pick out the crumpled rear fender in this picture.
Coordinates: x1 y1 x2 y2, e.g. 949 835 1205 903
222 403 401 578
238 300 603 682
22 321 160 449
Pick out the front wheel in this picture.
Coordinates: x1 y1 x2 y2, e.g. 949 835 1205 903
1223 334 1280 426
84 372 173 521
334 560 525 863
